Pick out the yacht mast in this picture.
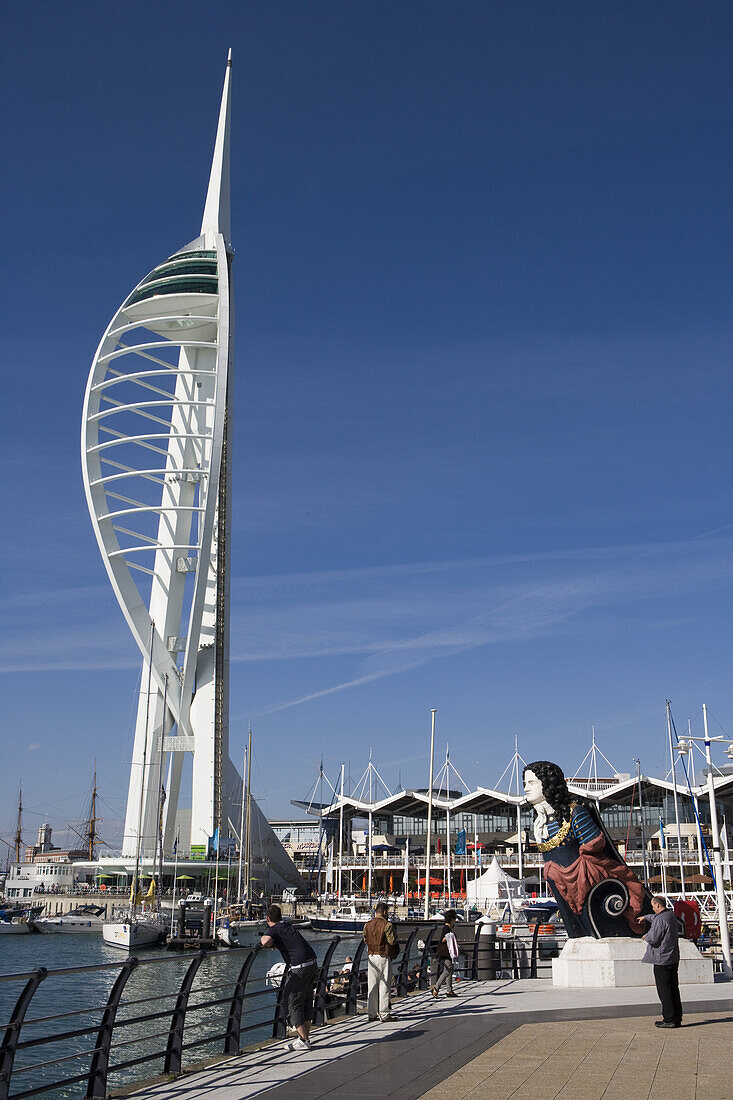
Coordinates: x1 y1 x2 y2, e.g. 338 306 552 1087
131 621 155 914
237 740 247 903
244 729 253 904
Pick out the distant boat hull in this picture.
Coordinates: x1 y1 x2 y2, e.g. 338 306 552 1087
36 917 104 934
36 905 107 934
309 916 364 934
0 921 34 935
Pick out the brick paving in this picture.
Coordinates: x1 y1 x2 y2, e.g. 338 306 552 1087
126 980 733 1100
419 1012 733 1100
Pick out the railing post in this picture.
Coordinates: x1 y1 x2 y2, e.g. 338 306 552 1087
471 925 481 980
418 926 437 990
312 936 340 1025
164 949 207 1075
396 929 418 996
345 940 367 1015
0 967 47 1100
272 969 290 1039
86 957 139 1098
223 947 259 1055
530 920 541 979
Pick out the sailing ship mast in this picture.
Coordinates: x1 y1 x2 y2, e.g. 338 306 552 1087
67 764 103 860
13 788 23 862
87 764 100 860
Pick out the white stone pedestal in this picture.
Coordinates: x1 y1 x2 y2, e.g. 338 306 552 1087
552 937 714 988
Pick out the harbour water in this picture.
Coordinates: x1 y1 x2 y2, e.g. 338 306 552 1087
0 931 359 1098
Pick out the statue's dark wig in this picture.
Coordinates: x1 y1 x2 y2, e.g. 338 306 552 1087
523 760 577 825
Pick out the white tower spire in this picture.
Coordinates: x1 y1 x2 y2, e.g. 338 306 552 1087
82 54 237 862
201 49 232 245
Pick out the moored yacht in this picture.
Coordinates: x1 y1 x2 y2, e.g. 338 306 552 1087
216 906 266 947
0 908 40 934
309 904 372 934
35 904 107 934
102 911 168 949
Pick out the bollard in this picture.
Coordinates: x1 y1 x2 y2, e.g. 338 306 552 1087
475 921 498 980
202 899 212 941
176 899 187 939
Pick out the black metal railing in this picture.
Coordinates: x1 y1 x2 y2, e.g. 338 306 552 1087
0 923 567 1099
0 940 343 1100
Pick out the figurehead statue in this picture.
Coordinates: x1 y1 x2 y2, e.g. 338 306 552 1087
523 761 651 938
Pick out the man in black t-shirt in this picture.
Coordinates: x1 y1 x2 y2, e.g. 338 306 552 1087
261 904 318 1052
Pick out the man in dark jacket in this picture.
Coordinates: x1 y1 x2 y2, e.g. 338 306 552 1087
642 895 682 1028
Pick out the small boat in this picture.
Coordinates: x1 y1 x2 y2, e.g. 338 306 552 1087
0 909 38 935
35 904 107 933
310 904 371 934
216 911 266 947
102 912 168 949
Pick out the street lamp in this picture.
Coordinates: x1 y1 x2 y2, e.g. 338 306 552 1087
674 703 732 979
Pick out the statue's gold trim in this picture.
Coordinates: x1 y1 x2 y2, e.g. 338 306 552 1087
535 802 579 852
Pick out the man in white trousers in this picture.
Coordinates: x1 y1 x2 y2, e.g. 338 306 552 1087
363 901 398 1022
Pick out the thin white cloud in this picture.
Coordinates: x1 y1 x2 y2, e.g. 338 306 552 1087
2 534 731 679
253 539 733 714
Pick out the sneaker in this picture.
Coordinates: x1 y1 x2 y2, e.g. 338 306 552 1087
284 1037 312 1052
380 1015 396 1022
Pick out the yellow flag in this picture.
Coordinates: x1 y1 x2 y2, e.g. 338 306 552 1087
130 886 143 906
144 879 156 902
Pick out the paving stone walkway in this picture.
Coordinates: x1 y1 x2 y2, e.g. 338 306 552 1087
420 1011 733 1100
125 979 733 1100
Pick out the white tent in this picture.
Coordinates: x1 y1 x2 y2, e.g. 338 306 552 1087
466 856 523 910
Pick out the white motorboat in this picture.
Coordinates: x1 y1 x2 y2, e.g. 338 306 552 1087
309 904 372 934
35 904 107 934
216 917 266 947
102 913 168 949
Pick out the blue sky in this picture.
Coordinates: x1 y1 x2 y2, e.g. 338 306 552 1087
1 3 732 846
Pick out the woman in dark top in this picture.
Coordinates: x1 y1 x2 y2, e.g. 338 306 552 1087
431 909 458 998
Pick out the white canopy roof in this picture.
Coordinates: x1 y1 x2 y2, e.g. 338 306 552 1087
466 856 522 906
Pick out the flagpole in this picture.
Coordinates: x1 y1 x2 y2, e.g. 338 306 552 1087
213 833 220 934
337 762 345 903
666 700 686 897
701 704 732 978
424 709 436 920
474 816 478 883
446 804 451 905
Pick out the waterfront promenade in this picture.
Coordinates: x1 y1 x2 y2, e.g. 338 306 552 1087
126 978 733 1100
